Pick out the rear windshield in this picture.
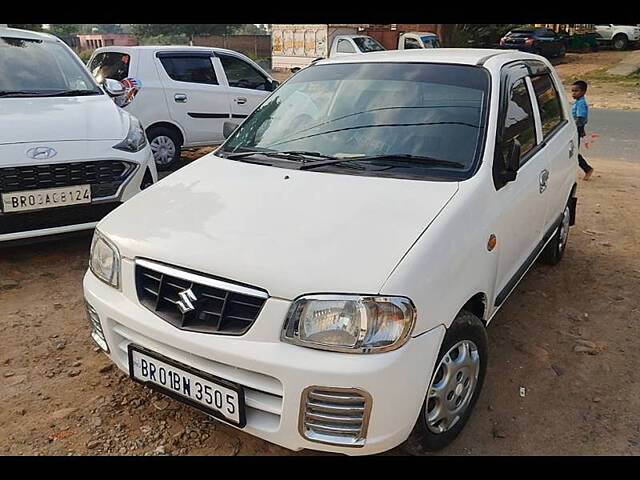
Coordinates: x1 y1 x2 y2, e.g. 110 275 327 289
89 52 131 83
0 37 101 95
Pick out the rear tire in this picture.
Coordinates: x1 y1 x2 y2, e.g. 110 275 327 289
540 203 571 265
405 311 488 454
147 126 181 171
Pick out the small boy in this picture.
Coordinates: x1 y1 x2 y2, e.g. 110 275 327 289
571 80 594 180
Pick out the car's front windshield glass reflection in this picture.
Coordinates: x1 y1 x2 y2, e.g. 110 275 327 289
221 62 490 179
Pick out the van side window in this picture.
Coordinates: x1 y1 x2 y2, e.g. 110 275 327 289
404 37 422 49
531 74 564 138
218 54 267 90
501 78 536 165
90 52 130 82
159 56 218 85
336 40 356 54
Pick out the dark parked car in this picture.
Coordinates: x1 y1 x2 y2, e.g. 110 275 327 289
499 27 567 58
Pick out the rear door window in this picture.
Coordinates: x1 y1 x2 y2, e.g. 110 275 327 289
531 74 564 138
89 52 130 82
501 78 537 165
336 39 356 54
159 55 218 85
218 54 267 90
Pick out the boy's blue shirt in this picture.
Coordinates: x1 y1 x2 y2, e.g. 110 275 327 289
572 96 588 125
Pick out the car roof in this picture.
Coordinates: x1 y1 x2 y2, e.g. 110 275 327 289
316 48 519 66
93 45 249 57
0 27 59 42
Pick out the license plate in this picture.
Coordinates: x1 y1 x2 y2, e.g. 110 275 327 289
1 185 91 213
128 345 246 427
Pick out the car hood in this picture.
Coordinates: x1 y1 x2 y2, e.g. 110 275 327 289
0 95 129 145
99 156 459 300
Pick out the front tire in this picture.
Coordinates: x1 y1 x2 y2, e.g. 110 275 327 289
406 311 488 454
613 34 628 50
557 44 567 58
540 203 571 265
147 126 181 171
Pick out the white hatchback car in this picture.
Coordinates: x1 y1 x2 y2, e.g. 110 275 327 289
83 49 578 455
88 46 280 170
0 28 157 246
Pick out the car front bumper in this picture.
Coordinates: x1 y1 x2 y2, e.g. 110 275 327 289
0 144 156 244
83 262 445 455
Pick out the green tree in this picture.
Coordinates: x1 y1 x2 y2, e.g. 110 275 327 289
7 24 43 31
131 24 243 43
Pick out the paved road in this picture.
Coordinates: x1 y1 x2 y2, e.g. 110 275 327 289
584 108 640 162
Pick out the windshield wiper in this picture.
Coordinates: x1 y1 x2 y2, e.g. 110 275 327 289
0 89 101 98
0 90 47 97
223 150 337 162
47 89 102 97
298 154 466 171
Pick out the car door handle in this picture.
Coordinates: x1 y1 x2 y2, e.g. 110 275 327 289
539 169 550 193
569 140 575 158
235 97 247 105
174 93 188 103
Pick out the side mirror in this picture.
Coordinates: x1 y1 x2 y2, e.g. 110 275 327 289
503 139 521 182
268 79 280 92
103 78 125 97
223 121 239 139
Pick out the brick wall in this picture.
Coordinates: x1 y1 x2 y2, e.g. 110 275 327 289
192 35 271 59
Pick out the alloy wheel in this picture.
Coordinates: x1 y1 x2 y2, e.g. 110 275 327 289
425 340 480 434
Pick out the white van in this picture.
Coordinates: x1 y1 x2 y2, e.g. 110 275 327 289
88 46 280 170
84 49 578 455
0 28 156 245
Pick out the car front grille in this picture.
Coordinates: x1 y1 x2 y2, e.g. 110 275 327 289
0 161 136 198
135 259 268 335
300 387 372 447
0 202 121 235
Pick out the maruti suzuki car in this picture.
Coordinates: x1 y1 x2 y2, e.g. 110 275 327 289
83 49 578 455
0 27 156 245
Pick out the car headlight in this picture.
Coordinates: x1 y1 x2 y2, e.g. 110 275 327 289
89 230 121 289
281 295 416 353
113 115 147 153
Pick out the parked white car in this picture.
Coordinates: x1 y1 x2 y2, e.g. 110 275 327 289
87 46 280 170
83 49 578 455
0 27 156 246
329 35 386 57
595 24 640 50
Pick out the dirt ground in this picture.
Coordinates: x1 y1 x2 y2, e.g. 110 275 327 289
1 157 638 456
1 49 639 457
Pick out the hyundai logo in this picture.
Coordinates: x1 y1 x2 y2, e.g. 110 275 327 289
26 147 57 160
177 288 198 314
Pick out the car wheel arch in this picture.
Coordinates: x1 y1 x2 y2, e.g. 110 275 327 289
146 122 185 147
461 293 488 326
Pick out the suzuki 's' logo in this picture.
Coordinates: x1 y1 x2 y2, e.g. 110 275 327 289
177 288 198 314
26 147 57 160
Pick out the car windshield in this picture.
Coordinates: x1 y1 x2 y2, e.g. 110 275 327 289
353 37 385 53
220 62 489 179
0 36 101 96
509 30 535 37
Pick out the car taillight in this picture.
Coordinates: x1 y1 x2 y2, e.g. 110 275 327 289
525 38 536 46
